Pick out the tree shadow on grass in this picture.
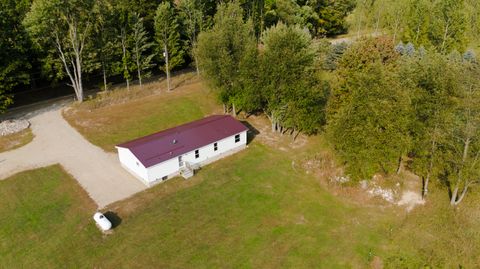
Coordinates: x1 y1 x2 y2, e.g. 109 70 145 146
104 211 122 229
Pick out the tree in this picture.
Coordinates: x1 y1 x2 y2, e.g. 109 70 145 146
131 13 156 87
178 0 204 75
429 0 467 53
402 0 432 47
443 62 480 206
260 23 325 137
24 0 98 102
95 0 121 91
0 0 32 112
404 52 459 199
155 1 184 91
327 37 411 179
196 2 259 116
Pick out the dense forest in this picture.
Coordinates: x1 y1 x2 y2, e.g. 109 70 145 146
2 0 480 205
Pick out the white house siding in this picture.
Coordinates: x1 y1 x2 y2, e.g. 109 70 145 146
117 147 148 183
146 157 180 183
144 130 247 185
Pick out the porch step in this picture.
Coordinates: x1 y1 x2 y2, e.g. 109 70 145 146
180 167 194 179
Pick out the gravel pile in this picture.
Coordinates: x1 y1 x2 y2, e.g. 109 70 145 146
0 119 30 136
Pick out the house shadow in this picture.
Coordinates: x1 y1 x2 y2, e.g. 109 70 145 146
104 211 122 229
240 120 259 144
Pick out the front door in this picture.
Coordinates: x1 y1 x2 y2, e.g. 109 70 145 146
178 156 184 167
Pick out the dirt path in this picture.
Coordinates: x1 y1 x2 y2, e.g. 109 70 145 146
0 107 146 208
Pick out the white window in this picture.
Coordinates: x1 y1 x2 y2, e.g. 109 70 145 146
195 149 200 159
235 134 240 143
214 142 218 151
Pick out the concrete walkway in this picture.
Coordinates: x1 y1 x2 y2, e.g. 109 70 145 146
0 108 146 208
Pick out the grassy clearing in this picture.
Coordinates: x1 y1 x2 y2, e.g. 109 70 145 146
64 73 220 151
0 128 33 153
37 71 480 267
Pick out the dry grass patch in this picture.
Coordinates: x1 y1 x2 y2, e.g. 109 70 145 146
64 72 221 151
0 128 34 153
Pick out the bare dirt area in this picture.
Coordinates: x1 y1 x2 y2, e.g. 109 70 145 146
0 108 146 208
241 113 308 151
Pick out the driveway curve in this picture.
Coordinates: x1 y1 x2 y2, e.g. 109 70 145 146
0 107 146 208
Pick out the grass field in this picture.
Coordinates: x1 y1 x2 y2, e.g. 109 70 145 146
0 128 33 153
6 73 478 268
0 145 393 268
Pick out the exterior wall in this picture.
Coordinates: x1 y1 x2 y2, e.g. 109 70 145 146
145 130 247 185
116 147 148 183
146 157 180 183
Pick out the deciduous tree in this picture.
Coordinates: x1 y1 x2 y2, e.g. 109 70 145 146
155 1 184 91
24 0 99 102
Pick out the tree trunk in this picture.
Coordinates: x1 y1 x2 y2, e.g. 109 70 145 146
102 63 108 91
121 29 130 91
441 21 450 53
450 184 459 206
137 56 142 87
232 102 237 117
165 44 171 91
223 103 227 114
396 155 402 174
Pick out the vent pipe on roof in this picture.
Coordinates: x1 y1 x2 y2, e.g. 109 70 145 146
173 139 177 144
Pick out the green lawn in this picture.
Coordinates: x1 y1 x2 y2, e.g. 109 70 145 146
0 145 393 268
1 146 479 268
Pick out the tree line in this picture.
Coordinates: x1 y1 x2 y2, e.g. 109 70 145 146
197 2 480 206
352 0 480 53
0 0 355 111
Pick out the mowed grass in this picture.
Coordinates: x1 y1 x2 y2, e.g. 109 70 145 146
0 165 99 268
21 72 480 267
0 145 394 268
0 128 33 153
63 75 220 151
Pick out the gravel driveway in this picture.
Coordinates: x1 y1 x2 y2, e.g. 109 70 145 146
0 107 146 208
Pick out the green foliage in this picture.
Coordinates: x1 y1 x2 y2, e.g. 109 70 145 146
429 0 467 52
403 52 459 185
264 0 356 37
155 1 185 73
131 13 156 85
178 0 205 72
196 2 259 112
0 0 31 112
327 37 411 179
260 23 326 134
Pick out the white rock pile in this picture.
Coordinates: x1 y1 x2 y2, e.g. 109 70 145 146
0 119 30 136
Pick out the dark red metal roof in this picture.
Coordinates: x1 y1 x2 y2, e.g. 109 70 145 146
116 115 248 168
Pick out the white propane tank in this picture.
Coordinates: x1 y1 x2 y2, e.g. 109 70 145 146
93 212 112 231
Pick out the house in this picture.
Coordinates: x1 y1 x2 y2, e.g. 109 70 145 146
115 115 249 186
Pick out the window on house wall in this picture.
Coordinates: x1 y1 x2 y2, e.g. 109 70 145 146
235 134 240 143
162 176 168 181
195 149 199 158
214 142 218 151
